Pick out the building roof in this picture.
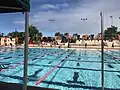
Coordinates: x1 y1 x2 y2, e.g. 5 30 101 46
0 0 30 13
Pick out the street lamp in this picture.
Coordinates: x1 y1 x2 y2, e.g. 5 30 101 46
110 16 113 26
81 18 87 21
48 19 55 36
81 18 88 45
48 19 55 23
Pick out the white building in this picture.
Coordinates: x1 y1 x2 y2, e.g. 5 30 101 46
0 37 16 46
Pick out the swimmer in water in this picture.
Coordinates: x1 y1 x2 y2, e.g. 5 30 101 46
98 54 100 57
73 72 79 82
77 63 80 66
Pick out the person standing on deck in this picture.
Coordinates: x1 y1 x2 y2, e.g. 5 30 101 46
112 42 114 48
85 43 87 48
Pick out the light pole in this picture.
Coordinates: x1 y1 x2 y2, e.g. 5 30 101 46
81 18 88 46
81 18 87 22
48 19 56 35
81 18 88 54
49 19 56 45
110 16 113 27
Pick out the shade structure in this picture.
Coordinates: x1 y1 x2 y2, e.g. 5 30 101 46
0 1 30 90
0 0 30 13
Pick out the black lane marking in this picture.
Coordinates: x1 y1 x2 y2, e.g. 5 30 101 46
32 58 38 61
4 57 12 59
117 75 120 78
61 59 64 62
18 54 23 56
66 80 85 85
0 53 4 55
8 52 13 54
29 69 43 77
107 64 114 68
48 61 53 64
0 64 9 69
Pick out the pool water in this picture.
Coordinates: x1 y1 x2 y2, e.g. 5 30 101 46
0 47 120 90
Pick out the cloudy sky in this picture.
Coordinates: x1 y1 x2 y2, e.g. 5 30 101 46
0 0 120 36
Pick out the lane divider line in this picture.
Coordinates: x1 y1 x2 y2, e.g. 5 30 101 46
35 49 75 85
0 50 62 72
98 49 120 60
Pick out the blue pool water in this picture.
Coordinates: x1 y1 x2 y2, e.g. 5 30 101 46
0 47 120 90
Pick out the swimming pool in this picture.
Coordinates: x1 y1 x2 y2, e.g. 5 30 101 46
0 47 120 90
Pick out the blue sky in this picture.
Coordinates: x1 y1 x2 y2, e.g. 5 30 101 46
0 0 120 36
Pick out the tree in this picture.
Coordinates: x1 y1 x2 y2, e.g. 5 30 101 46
29 25 42 43
0 32 4 41
104 26 118 40
18 32 24 45
7 30 24 45
39 32 42 37
55 32 61 36
73 33 78 39
8 31 18 38
63 33 69 42
77 35 80 40
89 34 94 40
64 33 69 37
72 33 78 43
7 25 42 45
7 31 24 45
117 31 120 34
0 32 4 37
61 34 67 43
47 37 53 42
73 33 80 41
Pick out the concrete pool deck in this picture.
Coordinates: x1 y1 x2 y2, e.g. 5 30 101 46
2 45 120 50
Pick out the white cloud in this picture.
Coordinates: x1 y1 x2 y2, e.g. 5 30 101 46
40 4 58 9
57 3 69 8
13 0 120 36
39 3 69 10
13 20 24 24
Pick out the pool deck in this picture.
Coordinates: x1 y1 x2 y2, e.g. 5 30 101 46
1 44 120 49
9 45 120 50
